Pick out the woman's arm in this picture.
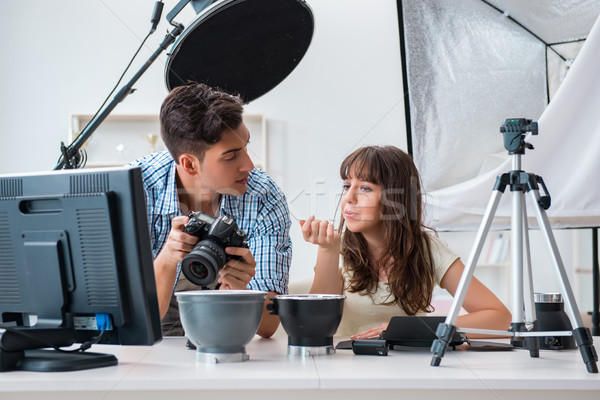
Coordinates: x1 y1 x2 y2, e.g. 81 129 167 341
441 259 512 337
300 216 344 295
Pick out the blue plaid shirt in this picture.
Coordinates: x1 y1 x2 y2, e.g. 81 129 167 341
129 151 291 294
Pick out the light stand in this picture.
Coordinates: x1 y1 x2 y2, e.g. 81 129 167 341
429 118 599 373
53 0 314 170
54 7 185 170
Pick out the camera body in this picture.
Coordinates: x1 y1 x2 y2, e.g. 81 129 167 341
181 211 248 287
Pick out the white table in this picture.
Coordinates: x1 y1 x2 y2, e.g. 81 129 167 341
1 335 599 400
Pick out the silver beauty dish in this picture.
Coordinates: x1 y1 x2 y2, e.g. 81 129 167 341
176 290 267 363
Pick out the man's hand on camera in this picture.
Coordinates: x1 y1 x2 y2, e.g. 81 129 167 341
218 246 256 290
155 215 198 269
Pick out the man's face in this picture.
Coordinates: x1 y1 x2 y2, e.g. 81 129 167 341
196 123 254 197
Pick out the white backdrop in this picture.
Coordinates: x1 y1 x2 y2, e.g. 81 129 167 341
426 14 600 231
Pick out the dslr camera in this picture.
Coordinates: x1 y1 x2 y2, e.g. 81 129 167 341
181 211 248 287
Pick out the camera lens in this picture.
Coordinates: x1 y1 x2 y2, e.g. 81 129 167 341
181 239 227 287
189 261 210 280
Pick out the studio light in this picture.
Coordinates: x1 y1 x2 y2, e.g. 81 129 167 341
165 0 314 102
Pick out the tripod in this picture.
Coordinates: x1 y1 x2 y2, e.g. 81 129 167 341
430 118 598 373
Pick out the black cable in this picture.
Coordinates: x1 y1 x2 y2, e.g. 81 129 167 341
53 331 106 353
0 326 106 353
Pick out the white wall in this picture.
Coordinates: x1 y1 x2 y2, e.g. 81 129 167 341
0 0 593 312
0 0 405 280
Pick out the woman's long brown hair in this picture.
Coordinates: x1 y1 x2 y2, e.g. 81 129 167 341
339 146 435 315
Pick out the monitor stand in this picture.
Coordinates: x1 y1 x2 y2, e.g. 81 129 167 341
18 349 117 372
1 347 118 372
0 326 118 372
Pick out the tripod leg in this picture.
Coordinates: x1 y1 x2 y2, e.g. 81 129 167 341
510 189 525 328
431 189 503 367
522 203 537 326
506 185 533 354
521 204 539 357
528 189 598 373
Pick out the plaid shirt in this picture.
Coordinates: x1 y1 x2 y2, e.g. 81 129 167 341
129 151 292 294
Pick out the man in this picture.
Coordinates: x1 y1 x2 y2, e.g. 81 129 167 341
129 83 292 338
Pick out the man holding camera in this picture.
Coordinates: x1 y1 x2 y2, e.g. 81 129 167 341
129 83 292 338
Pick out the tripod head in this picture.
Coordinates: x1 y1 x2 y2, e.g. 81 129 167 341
500 118 538 154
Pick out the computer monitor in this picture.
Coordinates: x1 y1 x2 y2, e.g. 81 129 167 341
0 166 162 372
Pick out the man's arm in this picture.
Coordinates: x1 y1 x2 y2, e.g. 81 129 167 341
154 254 178 319
153 215 197 318
257 291 281 338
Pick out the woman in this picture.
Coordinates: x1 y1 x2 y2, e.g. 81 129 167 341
301 146 511 339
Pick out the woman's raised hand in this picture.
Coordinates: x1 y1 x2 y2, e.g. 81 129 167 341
301 216 343 294
300 215 341 249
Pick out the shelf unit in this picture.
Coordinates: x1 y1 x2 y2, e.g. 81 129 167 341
69 113 268 170
436 231 512 305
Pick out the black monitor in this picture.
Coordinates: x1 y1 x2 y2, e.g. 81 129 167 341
0 166 162 372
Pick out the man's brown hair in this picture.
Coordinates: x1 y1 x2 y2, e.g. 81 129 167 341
160 83 244 162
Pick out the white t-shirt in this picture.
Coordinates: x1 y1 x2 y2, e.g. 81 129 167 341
335 233 459 338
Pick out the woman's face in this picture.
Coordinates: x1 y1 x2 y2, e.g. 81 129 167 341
341 174 383 236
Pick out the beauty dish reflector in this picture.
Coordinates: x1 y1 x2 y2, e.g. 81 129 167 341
164 0 314 102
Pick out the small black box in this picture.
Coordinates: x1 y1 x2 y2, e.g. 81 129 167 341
352 339 388 356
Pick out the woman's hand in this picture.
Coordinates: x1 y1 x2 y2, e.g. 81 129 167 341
300 215 341 250
350 322 389 340
301 216 343 295
218 246 257 290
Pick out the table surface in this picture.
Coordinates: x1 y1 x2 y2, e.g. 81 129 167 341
1 335 600 400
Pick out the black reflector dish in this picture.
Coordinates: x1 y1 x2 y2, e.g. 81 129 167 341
165 0 314 102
